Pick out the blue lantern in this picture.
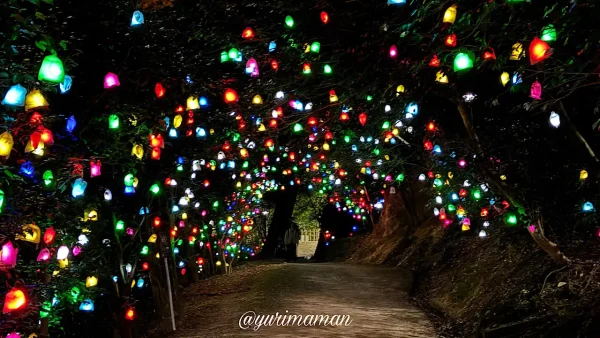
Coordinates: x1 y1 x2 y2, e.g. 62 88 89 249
406 102 419 115
199 96 208 107
139 207 149 215
168 128 178 138
66 115 77 133
79 299 94 312
2 84 27 107
60 75 73 94
124 186 135 195
131 10 144 26
388 0 406 3
583 202 594 212
72 178 87 198
136 278 145 288
164 117 170 129
20 161 34 177
196 127 206 138
433 145 442 154
351 145 358 152
269 41 277 52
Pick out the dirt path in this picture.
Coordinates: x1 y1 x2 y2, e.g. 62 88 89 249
151 262 436 337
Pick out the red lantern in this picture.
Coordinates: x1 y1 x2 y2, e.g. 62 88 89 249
142 262 149 270
154 82 165 98
149 134 164 148
125 307 136 321
242 27 255 39
325 131 333 140
224 89 238 103
30 112 43 124
307 117 318 126
264 139 274 147
302 63 311 73
153 217 161 228
424 140 433 151
38 127 54 144
429 54 440 67
339 112 349 121
483 48 496 60
175 105 184 113
151 147 161 160
269 119 278 128
445 34 457 47
289 152 296 161
529 37 551 65
271 60 279 70
358 112 367 126
43 227 55 245
427 122 436 131
320 11 329 24
3 288 26 314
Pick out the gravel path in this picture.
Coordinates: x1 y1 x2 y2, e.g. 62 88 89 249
152 262 436 338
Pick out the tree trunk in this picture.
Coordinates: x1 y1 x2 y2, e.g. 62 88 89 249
455 100 570 265
261 187 298 257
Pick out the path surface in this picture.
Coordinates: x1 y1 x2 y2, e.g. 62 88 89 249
154 263 436 337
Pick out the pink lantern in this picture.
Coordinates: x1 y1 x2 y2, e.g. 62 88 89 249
104 72 120 89
245 58 259 77
389 45 397 58
1 241 18 267
37 248 50 262
7 332 21 338
530 81 542 100
73 246 82 256
90 160 102 177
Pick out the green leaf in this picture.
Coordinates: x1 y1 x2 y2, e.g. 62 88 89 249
0 72 8 79
59 40 67 50
35 12 46 20
4 170 14 179
35 40 47 51
11 14 25 22
28 0 40 5
42 0 53 4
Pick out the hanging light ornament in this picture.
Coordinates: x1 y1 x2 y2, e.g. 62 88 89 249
358 112 367 126
130 10 144 26
302 63 312 74
549 111 560 128
429 54 440 67
529 37 552 65
500 72 510 86
510 42 524 61
482 48 496 60
3 288 26 314
25 90 48 111
530 81 542 100
320 11 329 24
285 15 294 28
435 70 449 84
242 27 255 39
104 73 120 89
245 58 259 77
38 55 65 83
445 34 457 47
2 84 27 106
389 45 398 58
155 83 165 98
541 24 557 42
453 53 473 71
0 131 14 157
443 5 457 24
224 89 238 103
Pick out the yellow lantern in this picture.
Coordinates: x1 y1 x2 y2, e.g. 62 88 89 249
360 167 366 174
580 170 589 180
448 172 453 179
0 132 14 158
216 260 222 267
84 209 98 221
443 5 457 24
17 224 41 244
392 128 399 136
396 85 405 96
25 90 48 111
435 70 448 84
209 129 215 135
227 216 233 222
510 42 524 60
58 258 69 269
323 142 330 151
500 72 510 86
252 95 263 104
186 96 200 110
148 234 157 243
131 144 144 160
181 212 188 220
173 115 183 128
86 276 98 288
461 223 470 231
258 124 266 132
329 92 338 103
333 162 340 169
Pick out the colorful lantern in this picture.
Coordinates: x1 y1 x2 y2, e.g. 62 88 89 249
2 84 27 106
443 5 457 24
245 58 259 77
549 111 560 128
529 37 551 65
155 82 165 98
310 42 321 53
302 63 311 74
90 160 102 177
85 276 98 288
358 112 367 126
453 53 473 71
108 114 119 129
500 72 510 86
17 224 40 244
43 227 56 245
25 90 48 111
530 81 542 100
37 248 50 261
224 89 238 103
541 24 557 42
389 45 397 58
60 75 73 93
2 288 26 314
1 241 18 267
0 132 14 157
510 42 524 61
72 178 87 198
445 34 457 47
435 70 448 84
131 10 144 26
252 95 263 105
242 27 255 39
285 15 294 28
103 73 120 89
320 11 329 23
429 54 440 67
38 55 65 83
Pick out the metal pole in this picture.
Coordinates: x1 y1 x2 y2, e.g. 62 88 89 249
164 257 176 331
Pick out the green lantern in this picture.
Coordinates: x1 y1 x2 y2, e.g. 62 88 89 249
453 53 473 71
285 15 294 28
228 48 239 60
323 64 332 74
140 245 149 255
38 54 65 83
150 183 160 195
293 123 303 133
115 220 125 231
382 121 390 129
541 24 557 42
43 170 54 187
108 115 119 129
310 42 321 53
220 51 229 63
505 214 518 226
